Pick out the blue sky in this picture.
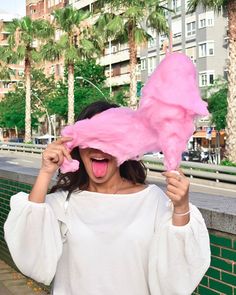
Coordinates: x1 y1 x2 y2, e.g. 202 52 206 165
1 0 26 16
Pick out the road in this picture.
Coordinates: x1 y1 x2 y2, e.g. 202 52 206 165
0 150 236 198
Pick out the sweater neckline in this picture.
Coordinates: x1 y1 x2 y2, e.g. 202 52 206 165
77 184 152 198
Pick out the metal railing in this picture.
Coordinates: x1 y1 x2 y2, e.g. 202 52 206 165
1 143 236 184
0 142 46 154
143 155 236 184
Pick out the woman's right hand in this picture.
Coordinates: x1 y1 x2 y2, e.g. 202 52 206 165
41 137 73 175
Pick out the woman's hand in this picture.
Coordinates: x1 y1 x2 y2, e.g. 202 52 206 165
41 137 73 175
162 169 190 225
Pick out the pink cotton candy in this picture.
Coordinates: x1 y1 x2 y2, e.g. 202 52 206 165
60 52 209 173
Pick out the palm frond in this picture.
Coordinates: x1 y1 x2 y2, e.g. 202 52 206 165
134 27 151 44
187 0 225 13
147 9 169 34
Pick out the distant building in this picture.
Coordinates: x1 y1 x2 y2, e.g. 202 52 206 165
0 11 25 100
139 0 228 140
26 0 68 21
69 0 142 92
140 1 228 91
26 0 68 80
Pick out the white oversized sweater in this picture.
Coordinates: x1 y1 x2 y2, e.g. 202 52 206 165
4 184 210 295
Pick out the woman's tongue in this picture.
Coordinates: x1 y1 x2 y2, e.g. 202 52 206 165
92 159 108 178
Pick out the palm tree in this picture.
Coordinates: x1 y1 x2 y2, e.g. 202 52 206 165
96 0 169 108
42 7 100 125
0 16 54 142
188 0 236 163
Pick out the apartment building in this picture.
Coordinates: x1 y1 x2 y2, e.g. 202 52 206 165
69 0 141 90
139 0 228 148
26 0 68 79
0 11 24 100
140 0 228 90
26 0 68 21
26 0 228 97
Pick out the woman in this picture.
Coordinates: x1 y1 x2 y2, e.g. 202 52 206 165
4 101 210 295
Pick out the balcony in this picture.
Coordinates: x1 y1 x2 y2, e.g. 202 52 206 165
100 48 130 66
100 47 141 67
105 73 130 86
71 0 97 10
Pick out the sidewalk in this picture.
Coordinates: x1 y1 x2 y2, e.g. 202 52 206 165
0 260 49 295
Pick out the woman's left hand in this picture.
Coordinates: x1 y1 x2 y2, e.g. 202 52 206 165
162 169 190 213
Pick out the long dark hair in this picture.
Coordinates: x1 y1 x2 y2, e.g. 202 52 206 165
50 100 147 194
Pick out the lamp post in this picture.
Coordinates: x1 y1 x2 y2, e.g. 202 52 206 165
76 76 108 100
34 94 54 143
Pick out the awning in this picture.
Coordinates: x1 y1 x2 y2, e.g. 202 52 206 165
193 130 225 138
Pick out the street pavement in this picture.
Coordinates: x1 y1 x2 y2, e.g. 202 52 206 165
0 260 49 295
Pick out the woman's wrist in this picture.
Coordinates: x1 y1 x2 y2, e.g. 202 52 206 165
172 203 190 226
28 170 53 203
173 202 190 214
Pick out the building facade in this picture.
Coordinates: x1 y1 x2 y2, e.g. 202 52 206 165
0 11 25 100
26 0 68 21
140 0 228 91
69 0 141 91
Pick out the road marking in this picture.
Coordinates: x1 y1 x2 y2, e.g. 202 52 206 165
6 161 19 165
22 160 33 163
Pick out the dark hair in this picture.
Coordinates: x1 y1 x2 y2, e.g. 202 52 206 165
50 100 147 194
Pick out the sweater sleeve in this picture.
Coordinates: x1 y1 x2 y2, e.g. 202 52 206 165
4 191 67 285
148 190 211 295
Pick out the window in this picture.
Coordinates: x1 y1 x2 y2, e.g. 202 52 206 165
148 37 156 48
159 33 168 48
186 47 196 63
198 41 214 57
199 71 215 87
18 69 24 76
186 21 196 37
199 11 214 29
111 46 118 53
148 56 156 75
208 42 214 55
172 20 182 38
55 30 62 41
172 0 181 13
206 11 214 27
199 43 207 57
141 59 146 71
209 74 214 84
200 73 207 87
147 28 156 48
199 19 206 29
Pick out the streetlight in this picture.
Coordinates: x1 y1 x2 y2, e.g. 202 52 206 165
76 76 108 100
33 94 54 143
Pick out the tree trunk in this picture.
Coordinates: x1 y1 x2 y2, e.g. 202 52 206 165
15 125 18 138
128 22 138 109
24 57 31 143
67 63 75 124
225 0 236 163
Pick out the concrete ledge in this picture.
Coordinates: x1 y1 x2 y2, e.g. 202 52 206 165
190 193 236 235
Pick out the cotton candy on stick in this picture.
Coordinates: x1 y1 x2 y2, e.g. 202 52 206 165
60 107 163 173
139 52 209 171
60 52 209 173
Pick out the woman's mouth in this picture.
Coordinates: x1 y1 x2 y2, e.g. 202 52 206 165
91 157 109 178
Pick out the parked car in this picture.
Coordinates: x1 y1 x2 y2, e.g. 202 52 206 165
188 150 201 162
182 151 189 161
